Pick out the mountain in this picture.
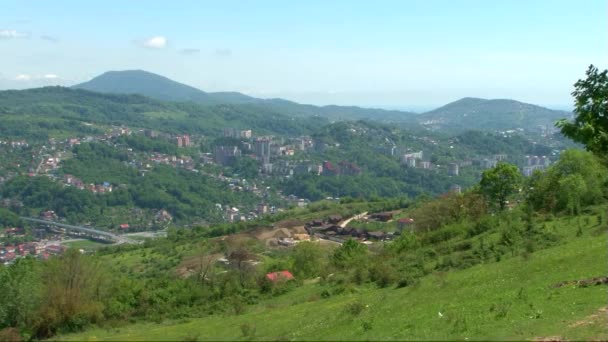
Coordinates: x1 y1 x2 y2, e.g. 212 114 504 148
0 86 325 140
417 97 572 132
73 70 417 122
72 70 257 105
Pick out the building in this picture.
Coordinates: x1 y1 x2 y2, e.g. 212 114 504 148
254 138 272 164
450 184 462 194
448 163 459 176
266 270 294 282
405 157 416 168
224 128 239 138
257 203 269 215
214 146 241 166
397 218 415 232
240 130 252 138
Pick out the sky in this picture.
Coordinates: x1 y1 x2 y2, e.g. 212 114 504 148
0 0 606 110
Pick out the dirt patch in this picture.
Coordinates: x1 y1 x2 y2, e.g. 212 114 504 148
175 253 222 278
275 219 304 228
568 306 608 328
254 225 307 242
552 276 608 288
532 336 568 342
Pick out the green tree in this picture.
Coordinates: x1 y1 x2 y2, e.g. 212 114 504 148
557 65 608 158
480 163 522 210
333 239 367 268
558 174 587 216
291 241 325 278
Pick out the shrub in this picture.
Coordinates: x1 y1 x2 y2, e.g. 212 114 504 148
240 323 256 339
345 301 366 316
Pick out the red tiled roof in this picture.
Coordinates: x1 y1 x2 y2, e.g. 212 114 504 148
266 270 294 282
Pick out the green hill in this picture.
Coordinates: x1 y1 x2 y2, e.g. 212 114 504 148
0 86 324 140
72 70 417 122
417 97 572 133
59 207 607 341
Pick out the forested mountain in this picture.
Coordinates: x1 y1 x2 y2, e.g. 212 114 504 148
0 86 324 140
73 70 417 122
416 97 571 132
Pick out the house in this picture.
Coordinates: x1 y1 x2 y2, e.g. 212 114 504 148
370 212 393 222
45 245 66 255
266 270 294 282
119 223 130 230
327 215 342 224
397 218 415 230
367 231 386 240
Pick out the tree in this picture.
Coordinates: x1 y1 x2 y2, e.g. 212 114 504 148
333 239 367 268
35 249 107 337
291 241 325 278
557 65 608 158
479 163 522 210
559 174 587 216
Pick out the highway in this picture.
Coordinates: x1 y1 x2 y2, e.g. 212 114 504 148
21 217 139 244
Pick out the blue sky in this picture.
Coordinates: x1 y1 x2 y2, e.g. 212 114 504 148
0 0 605 110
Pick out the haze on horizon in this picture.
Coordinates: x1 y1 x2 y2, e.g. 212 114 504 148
0 0 605 110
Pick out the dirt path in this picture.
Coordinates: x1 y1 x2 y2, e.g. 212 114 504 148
339 212 368 228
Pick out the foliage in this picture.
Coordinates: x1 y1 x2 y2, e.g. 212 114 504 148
479 162 522 210
526 149 607 213
557 65 608 158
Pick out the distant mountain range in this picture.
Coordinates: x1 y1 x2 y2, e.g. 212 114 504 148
73 70 416 122
70 70 571 132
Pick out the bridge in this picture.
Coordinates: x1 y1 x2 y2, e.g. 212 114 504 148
21 217 139 244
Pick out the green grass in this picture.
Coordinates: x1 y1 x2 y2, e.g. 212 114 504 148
63 239 111 251
60 225 607 341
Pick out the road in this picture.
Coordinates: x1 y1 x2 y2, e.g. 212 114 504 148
339 212 368 228
21 217 140 244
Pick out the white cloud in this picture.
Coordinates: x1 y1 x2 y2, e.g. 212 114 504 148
43 74 59 79
141 36 167 49
15 74 31 81
0 29 29 39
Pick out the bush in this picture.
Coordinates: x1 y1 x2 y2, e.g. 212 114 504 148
240 323 256 339
344 301 366 316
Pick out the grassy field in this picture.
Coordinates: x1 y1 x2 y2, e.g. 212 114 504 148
60 223 607 341
62 239 112 252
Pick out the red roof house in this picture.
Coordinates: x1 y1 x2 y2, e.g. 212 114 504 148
266 270 294 282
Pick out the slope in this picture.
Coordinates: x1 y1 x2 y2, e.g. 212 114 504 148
0 86 324 140
60 213 607 341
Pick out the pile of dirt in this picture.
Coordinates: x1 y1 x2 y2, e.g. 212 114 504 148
568 306 608 328
532 336 568 342
552 276 608 288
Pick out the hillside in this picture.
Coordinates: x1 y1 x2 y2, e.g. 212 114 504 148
60 224 607 341
2 147 607 341
73 70 417 122
417 97 571 132
0 86 324 140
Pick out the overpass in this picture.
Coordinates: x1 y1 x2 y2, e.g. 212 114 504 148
21 217 138 244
